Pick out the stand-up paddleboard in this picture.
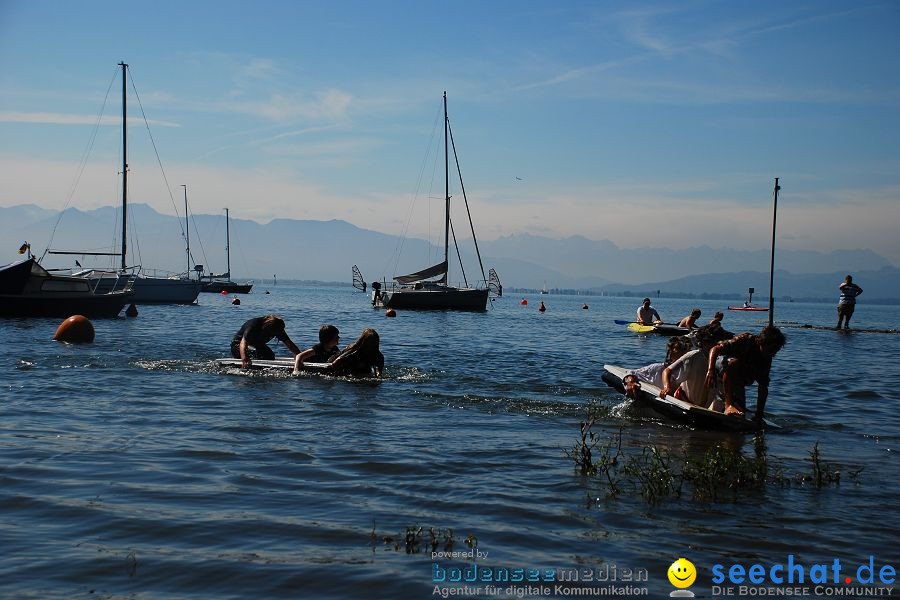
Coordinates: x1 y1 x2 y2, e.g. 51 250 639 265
615 320 690 336
215 358 331 372
602 364 772 432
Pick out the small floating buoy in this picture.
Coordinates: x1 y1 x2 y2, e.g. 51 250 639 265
125 303 138 317
220 290 228 296
231 297 241 305
53 315 95 343
385 308 396 317
520 298 528 305
538 301 546 312
265 290 270 295
582 304 589 310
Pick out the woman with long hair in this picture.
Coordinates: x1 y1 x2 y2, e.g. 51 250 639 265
327 328 384 378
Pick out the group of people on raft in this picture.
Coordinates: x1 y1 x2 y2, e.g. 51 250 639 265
230 315 384 378
627 300 786 423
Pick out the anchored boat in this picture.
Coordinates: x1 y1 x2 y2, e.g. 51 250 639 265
352 92 501 311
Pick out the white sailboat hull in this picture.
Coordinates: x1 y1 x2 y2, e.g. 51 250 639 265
86 271 201 304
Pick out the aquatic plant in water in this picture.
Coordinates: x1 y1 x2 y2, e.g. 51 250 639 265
567 414 859 504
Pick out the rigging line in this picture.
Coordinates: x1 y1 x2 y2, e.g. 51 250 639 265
448 120 486 283
188 209 209 271
383 103 443 280
448 216 468 287
229 213 252 278
128 182 143 270
127 67 187 244
41 67 119 262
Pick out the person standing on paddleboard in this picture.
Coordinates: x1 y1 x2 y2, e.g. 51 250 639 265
637 298 662 325
836 275 863 330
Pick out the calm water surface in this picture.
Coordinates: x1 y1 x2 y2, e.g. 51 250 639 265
2 287 898 599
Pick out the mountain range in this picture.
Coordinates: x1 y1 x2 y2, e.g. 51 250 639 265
2 203 897 300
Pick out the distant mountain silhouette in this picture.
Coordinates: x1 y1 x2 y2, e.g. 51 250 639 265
596 267 900 303
1 203 896 299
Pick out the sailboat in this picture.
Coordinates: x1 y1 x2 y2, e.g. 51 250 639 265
46 62 201 304
1 248 133 318
353 92 501 311
200 208 253 294
541 281 549 294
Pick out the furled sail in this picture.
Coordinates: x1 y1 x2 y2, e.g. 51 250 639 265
393 260 447 284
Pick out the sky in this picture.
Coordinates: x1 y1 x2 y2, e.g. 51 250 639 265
1 0 898 263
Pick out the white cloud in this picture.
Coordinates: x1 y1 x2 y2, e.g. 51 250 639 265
0 112 180 127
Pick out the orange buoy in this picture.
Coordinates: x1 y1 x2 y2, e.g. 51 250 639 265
538 301 546 312
220 290 228 296
385 308 396 317
231 297 241 305
125 303 138 317
520 298 528 305
53 315 95 343
582 304 589 310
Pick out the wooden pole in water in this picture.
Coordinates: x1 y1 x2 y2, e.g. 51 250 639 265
768 177 780 326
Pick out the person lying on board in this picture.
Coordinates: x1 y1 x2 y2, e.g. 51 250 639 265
705 325 786 421
659 324 730 408
231 315 301 369
636 297 663 325
292 328 384 378
677 308 702 330
622 336 691 397
292 324 341 375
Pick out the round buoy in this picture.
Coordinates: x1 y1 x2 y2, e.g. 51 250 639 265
125 303 138 317
220 290 228 296
265 290 270 295
538 302 546 312
582 304 589 310
385 308 396 317
520 298 528 305
53 315 95 343
231 297 241 305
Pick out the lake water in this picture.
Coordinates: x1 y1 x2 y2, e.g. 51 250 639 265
2 287 898 599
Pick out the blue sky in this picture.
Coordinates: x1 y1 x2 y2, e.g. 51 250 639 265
1 0 898 262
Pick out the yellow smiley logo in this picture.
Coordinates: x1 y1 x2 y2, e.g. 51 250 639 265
668 558 696 588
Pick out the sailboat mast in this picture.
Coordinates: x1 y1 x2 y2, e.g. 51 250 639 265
182 185 190 275
225 208 231 277
768 177 780 325
442 91 449 285
120 61 128 270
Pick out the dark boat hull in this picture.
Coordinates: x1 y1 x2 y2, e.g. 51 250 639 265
201 280 253 294
380 286 488 311
0 291 132 317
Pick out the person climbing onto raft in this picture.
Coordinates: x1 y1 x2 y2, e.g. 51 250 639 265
231 315 301 369
705 325 786 422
